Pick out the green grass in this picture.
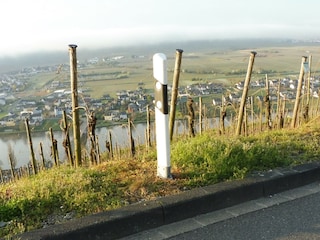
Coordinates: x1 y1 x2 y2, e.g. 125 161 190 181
171 127 320 186
1 121 320 237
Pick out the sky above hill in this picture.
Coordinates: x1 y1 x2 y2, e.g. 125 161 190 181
1 0 320 57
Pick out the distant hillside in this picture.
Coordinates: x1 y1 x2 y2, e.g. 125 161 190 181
0 38 314 74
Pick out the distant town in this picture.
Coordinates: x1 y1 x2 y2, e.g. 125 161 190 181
0 52 319 132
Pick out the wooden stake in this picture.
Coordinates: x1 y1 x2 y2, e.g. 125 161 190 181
96 135 100 164
220 95 226 135
88 112 97 165
49 127 59 166
187 97 195 137
25 118 37 175
250 96 254 134
276 79 282 129
203 104 208 131
236 51 257 135
316 89 320 116
265 74 272 129
8 145 16 181
282 96 286 128
291 56 307 128
39 142 46 170
146 105 151 147
69 44 82 167
244 105 248 136
259 97 263 132
128 118 135 157
62 111 73 166
199 97 203 134
303 55 312 122
108 131 113 159
0 169 3 183
169 49 183 141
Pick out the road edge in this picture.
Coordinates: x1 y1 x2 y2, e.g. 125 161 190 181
17 162 320 240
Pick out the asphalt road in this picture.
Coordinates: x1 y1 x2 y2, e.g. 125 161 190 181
122 182 320 240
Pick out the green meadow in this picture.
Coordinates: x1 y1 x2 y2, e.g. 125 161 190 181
23 40 320 99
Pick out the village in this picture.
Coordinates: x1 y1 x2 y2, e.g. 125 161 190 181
0 56 319 132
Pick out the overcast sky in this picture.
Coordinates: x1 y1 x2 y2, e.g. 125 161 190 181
1 0 320 57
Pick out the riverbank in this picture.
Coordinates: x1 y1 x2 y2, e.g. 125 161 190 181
0 117 129 135
0 116 200 170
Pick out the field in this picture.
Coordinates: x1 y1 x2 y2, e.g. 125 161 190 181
20 40 320 99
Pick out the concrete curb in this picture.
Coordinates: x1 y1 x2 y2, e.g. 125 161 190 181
17 162 320 240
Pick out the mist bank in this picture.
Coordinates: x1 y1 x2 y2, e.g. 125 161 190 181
0 38 316 73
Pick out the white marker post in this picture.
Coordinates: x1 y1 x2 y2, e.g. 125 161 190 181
153 53 171 179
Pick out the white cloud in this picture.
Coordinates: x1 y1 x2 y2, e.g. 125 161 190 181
1 23 319 57
1 0 320 57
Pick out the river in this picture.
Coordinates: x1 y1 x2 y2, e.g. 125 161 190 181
0 118 222 170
